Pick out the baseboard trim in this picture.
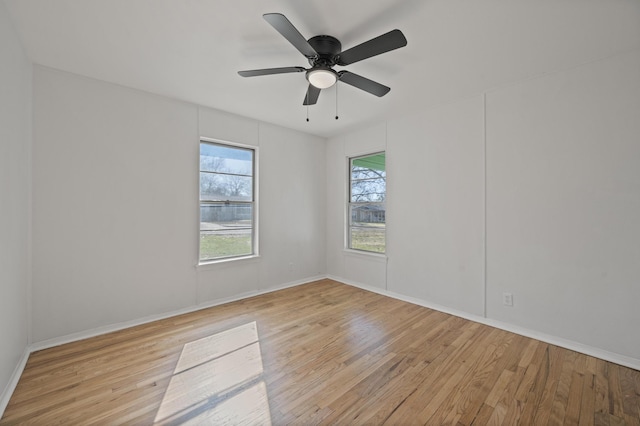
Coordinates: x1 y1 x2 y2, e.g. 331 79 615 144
30 275 325 353
7 273 637 420
3 275 324 419
0 346 30 418
328 274 640 371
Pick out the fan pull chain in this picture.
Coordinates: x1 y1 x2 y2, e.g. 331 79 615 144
335 83 339 120
306 86 310 122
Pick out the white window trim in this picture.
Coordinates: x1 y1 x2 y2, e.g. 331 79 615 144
198 137 259 264
346 151 386 255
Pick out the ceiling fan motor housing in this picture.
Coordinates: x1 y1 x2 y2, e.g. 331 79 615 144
307 35 342 67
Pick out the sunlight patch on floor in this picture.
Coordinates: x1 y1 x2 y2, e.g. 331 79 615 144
154 321 272 425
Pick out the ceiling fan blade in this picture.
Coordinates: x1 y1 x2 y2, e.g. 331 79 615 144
337 29 407 65
263 13 318 59
338 71 390 97
238 67 306 77
303 85 321 105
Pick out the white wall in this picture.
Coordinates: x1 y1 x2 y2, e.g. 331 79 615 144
0 0 31 409
386 96 486 316
257 123 326 287
31 67 326 343
486 50 640 359
326 49 640 363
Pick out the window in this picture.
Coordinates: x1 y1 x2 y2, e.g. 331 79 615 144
199 140 255 262
348 152 386 253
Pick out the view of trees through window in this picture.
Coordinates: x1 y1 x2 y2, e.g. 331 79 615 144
349 152 386 253
199 141 254 261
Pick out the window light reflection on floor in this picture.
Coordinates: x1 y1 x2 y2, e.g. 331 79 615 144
153 321 272 425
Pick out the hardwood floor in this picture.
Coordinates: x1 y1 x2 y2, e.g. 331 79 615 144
2 279 639 425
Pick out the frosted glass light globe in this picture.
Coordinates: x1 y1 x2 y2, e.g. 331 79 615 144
307 68 337 89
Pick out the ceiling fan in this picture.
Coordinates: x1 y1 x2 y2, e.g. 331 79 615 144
238 13 407 106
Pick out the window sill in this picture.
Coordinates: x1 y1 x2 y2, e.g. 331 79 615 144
343 249 388 262
197 254 261 269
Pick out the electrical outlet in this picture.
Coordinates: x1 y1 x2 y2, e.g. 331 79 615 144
288 262 295 272
503 292 513 307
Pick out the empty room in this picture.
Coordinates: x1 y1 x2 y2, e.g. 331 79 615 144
1 0 639 424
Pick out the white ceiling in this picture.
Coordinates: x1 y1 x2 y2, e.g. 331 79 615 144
5 0 640 138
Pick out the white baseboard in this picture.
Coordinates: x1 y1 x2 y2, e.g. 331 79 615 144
30 275 325 353
0 346 30 418
6 272 637 420
327 274 640 371
3 275 325 419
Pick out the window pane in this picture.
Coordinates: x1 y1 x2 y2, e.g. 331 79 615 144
350 203 386 226
349 152 386 253
352 153 385 171
200 203 253 260
200 143 253 175
351 153 386 203
351 177 386 202
200 173 253 202
199 141 255 262
350 226 385 253
200 230 252 260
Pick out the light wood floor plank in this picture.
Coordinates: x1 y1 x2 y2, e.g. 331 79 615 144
1 279 639 425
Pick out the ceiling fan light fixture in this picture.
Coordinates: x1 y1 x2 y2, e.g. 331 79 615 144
306 68 337 89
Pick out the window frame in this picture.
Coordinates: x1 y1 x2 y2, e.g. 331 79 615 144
199 138 258 264
347 151 386 254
